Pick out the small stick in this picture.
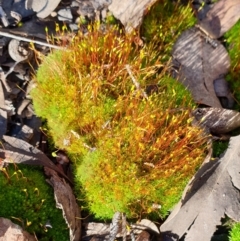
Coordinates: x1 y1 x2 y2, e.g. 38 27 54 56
0 30 64 50
125 64 148 99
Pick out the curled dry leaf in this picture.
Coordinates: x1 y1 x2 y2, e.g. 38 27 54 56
172 26 230 107
193 107 240 134
0 135 72 184
44 167 81 241
198 0 240 39
109 0 158 32
160 135 240 241
132 219 160 234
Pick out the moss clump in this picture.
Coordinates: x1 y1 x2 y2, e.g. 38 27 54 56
0 165 69 241
229 222 240 241
31 18 208 219
141 0 196 62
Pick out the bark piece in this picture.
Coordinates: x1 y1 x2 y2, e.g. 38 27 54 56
0 217 36 241
44 167 81 241
160 135 240 241
108 0 157 32
172 27 230 107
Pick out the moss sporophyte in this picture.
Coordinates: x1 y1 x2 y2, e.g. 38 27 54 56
31 2 208 220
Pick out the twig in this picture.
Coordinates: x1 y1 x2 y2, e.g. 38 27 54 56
125 64 148 99
0 30 64 50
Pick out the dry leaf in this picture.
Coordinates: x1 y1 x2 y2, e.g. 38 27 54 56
160 135 240 241
172 27 230 107
198 0 240 39
193 107 240 134
44 167 81 241
109 0 157 32
132 219 160 234
0 135 72 184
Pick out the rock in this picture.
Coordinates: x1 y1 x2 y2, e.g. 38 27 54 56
58 8 73 22
69 23 79 32
0 217 36 241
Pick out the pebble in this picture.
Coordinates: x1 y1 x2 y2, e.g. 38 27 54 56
58 8 73 22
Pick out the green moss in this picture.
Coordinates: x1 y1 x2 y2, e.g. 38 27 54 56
224 20 240 108
31 21 209 220
212 140 229 158
229 222 240 241
0 165 69 241
141 0 196 62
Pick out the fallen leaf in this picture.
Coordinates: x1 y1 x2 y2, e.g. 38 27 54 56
160 135 240 241
192 107 240 134
132 219 160 234
44 167 81 241
0 135 72 184
172 26 230 107
109 0 157 32
198 0 240 39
